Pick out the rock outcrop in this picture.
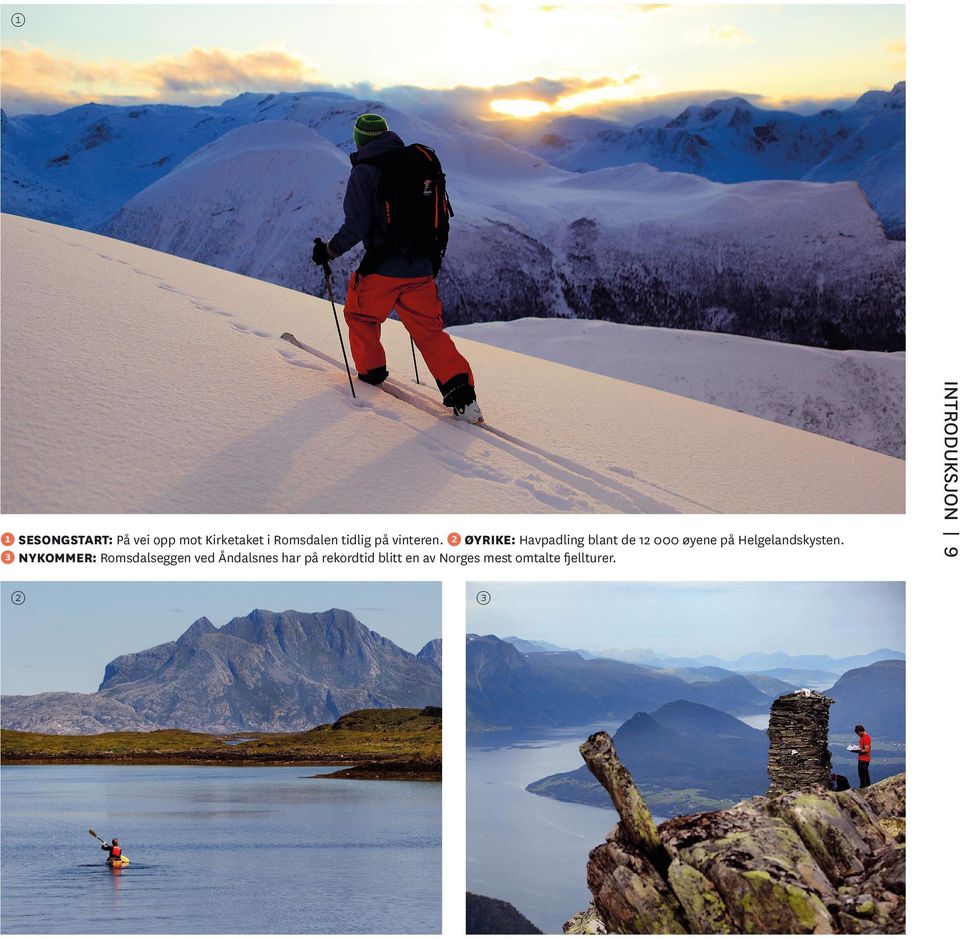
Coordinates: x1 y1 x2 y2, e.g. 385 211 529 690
467 893 543 934
565 732 905 934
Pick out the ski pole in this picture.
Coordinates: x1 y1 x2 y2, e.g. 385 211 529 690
410 336 421 385
320 260 355 399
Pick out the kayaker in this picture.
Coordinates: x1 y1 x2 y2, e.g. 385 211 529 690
101 837 123 863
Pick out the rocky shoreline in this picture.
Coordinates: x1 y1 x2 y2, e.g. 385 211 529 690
310 759 442 782
0 707 442 775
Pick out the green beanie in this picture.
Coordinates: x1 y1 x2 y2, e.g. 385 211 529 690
354 113 389 148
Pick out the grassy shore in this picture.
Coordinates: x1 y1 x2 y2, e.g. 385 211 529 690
1 707 441 779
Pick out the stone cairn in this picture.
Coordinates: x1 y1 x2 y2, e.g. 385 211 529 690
767 689 834 793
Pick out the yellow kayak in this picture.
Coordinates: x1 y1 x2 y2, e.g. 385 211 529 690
107 855 130 868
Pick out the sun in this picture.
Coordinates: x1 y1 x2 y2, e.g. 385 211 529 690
489 98 553 119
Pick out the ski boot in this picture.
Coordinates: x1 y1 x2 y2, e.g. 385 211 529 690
452 400 484 424
358 365 388 385
439 374 484 425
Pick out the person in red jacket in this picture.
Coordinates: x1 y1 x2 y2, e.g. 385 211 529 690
313 113 482 424
853 724 872 787
101 837 123 864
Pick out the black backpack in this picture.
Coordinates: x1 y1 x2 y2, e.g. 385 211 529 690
831 774 851 792
364 144 454 272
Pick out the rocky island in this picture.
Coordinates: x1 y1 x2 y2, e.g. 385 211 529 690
1 707 442 780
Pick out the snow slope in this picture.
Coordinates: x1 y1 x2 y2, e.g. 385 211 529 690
1 214 903 513
450 319 904 457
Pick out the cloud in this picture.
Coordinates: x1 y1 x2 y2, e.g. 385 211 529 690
755 92 861 114
470 72 656 117
0 42 881 126
479 2 666 34
345 75 618 123
884 37 905 69
687 24 757 49
153 48 314 93
479 3 504 31
0 44 318 112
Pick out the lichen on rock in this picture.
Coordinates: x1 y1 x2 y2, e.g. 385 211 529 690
564 731 905 935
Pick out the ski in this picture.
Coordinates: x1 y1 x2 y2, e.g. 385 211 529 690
280 332 484 425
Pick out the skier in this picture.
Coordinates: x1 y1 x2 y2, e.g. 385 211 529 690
312 113 482 424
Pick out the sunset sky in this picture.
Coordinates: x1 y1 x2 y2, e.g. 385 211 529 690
1 3 905 117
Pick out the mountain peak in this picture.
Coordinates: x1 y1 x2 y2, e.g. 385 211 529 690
852 82 905 111
705 96 756 112
177 616 217 643
417 638 442 671
14 608 441 733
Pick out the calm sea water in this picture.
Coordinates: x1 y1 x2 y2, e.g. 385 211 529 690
1 764 440 934
467 727 624 935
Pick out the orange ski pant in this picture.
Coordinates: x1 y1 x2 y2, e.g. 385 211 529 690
343 272 474 386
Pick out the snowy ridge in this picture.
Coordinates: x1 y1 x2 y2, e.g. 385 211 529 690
104 121 351 285
493 83 905 236
450 319 904 456
1 215 903 514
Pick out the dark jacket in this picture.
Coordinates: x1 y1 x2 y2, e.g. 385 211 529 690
328 131 433 279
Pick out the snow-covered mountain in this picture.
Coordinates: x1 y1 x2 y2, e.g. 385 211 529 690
4 91 904 350
450 318 904 456
100 114 902 351
0 91 556 230
102 120 351 285
1 215 904 513
492 83 905 237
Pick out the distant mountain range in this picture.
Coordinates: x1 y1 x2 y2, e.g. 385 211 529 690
491 83 905 238
1 609 441 733
523 657 905 816
2 88 904 350
503 637 904 680
466 635 777 732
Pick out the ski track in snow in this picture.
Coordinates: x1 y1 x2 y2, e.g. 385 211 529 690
280 334 690 514
1 215 905 514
